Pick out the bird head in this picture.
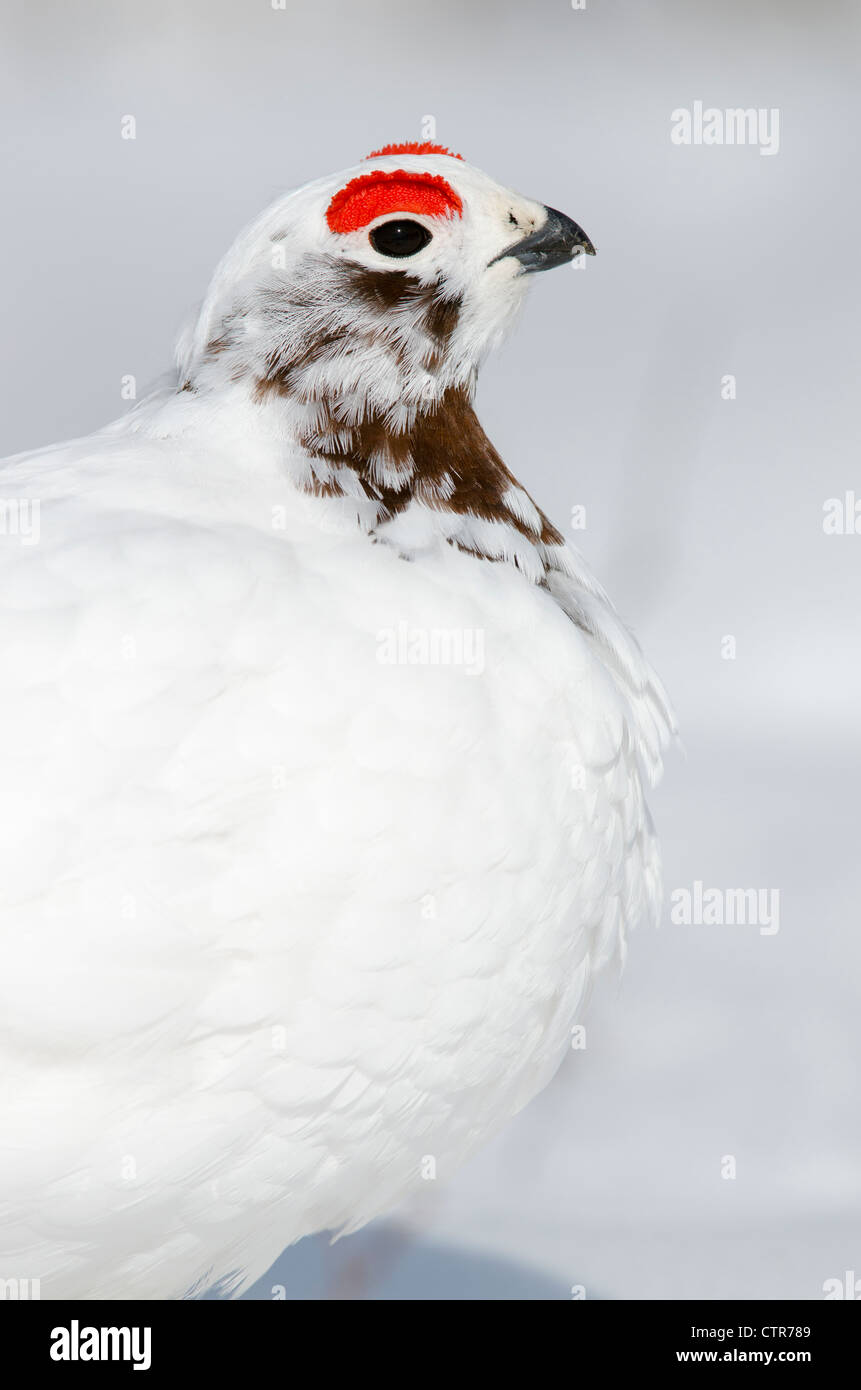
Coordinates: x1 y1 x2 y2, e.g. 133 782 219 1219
180 143 595 424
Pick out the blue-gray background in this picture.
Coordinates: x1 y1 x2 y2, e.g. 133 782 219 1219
2 0 858 1299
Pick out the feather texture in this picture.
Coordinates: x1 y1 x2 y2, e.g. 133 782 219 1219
0 148 673 1298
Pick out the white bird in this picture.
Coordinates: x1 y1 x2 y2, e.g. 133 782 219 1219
0 142 673 1299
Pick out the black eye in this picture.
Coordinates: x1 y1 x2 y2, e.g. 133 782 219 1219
369 219 432 258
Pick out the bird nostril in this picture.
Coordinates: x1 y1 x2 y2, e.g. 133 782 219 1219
487 206 595 273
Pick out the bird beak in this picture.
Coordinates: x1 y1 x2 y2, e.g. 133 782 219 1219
489 205 596 274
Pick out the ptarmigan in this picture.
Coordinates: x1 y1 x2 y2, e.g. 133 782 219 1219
0 142 674 1299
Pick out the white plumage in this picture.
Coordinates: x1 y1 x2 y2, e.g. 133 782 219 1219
0 144 673 1297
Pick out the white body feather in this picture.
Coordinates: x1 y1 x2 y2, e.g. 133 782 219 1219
0 149 673 1297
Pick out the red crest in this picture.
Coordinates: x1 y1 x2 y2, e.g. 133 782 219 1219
365 141 464 161
326 169 463 235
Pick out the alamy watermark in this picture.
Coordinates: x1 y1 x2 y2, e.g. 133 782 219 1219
0 498 40 545
0 1276 40 1299
50 1322 151 1371
670 880 780 936
671 102 780 156
823 492 861 535
823 1270 861 1300
377 622 485 676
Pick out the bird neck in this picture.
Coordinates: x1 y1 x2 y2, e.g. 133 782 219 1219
178 256 561 560
258 376 563 560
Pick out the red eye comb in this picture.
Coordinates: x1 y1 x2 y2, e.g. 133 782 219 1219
326 169 463 235
365 142 464 161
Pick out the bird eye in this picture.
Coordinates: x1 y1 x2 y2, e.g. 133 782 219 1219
369 219 432 258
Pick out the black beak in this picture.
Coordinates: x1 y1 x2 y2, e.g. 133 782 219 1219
488 205 596 273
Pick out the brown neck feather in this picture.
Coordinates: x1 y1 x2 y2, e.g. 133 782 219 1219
219 261 563 548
